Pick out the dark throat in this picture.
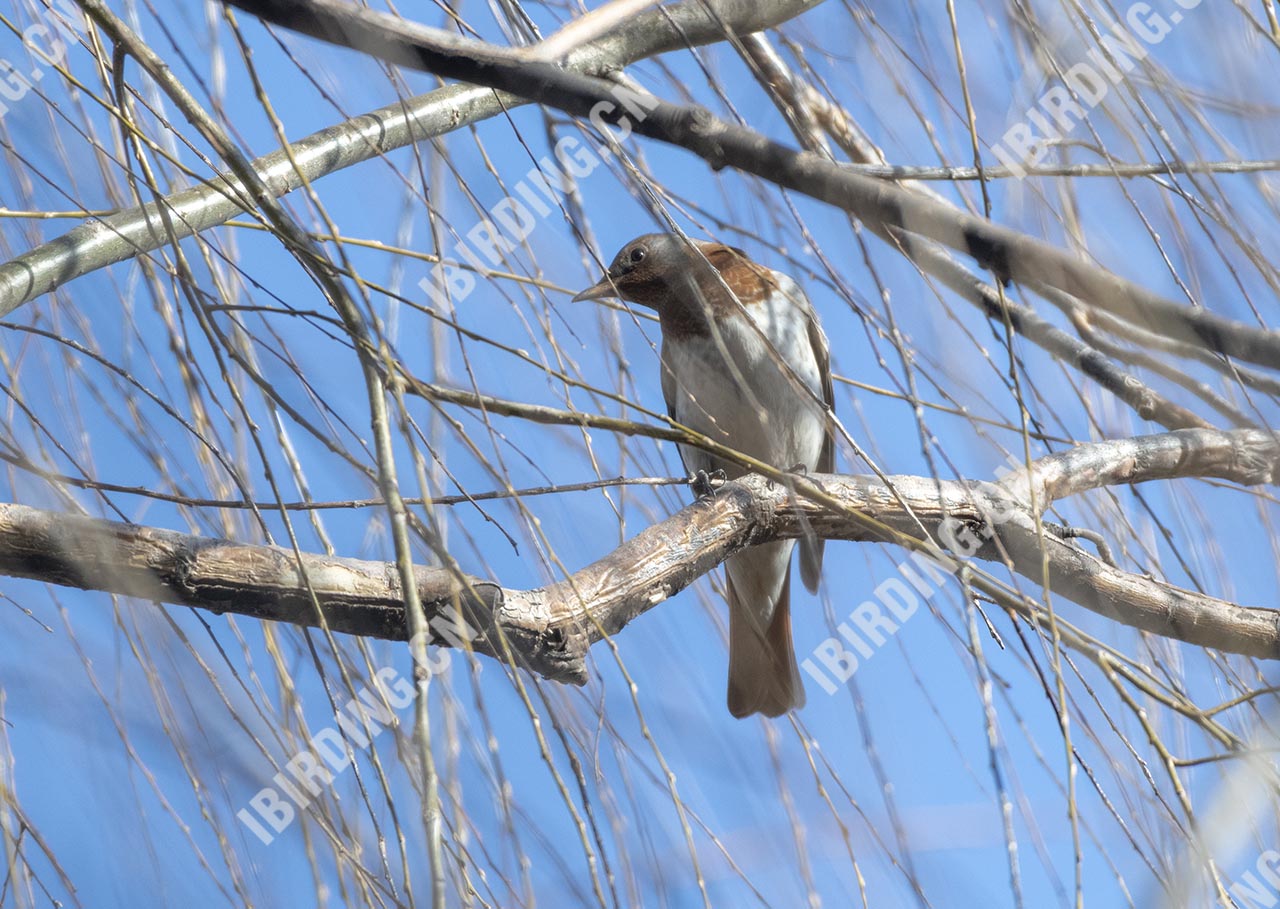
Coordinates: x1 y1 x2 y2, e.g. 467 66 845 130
653 269 731 340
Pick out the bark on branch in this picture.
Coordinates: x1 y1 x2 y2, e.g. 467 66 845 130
3 428 1277 681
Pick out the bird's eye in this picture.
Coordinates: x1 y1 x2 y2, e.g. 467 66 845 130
629 247 646 264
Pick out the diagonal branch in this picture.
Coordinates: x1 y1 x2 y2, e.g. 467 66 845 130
221 0 1280 370
737 34 1215 433
0 0 820 316
3 428 1277 684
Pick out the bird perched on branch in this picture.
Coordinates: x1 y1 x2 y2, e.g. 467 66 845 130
573 234 834 718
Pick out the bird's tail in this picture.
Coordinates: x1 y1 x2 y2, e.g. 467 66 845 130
726 546 805 719
799 535 825 594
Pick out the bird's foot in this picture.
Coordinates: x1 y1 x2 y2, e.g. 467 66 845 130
690 468 727 500
1043 522 1118 568
788 463 809 476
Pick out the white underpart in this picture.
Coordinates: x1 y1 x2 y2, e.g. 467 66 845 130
661 272 826 617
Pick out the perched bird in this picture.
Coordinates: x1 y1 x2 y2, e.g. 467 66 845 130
573 234 833 718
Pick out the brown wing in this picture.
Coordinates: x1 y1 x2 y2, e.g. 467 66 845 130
809 305 835 476
799 295 834 593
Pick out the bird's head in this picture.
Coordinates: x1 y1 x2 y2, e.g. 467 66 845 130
572 233 779 339
570 233 696 308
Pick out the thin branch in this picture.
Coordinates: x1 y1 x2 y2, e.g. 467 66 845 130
841 159 1280 181
885 229 1215 432
737 32 1209 433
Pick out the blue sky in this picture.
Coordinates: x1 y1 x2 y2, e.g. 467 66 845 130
2 0 1279 906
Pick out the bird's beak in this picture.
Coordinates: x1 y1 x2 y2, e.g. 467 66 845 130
570 276 617 302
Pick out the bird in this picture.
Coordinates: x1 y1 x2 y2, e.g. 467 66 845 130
573 233 833 718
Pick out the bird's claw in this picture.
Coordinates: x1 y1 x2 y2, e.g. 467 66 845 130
690 468 727 500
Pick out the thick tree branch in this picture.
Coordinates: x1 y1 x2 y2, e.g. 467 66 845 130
1002 427 1279 511
4 429 1278 681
